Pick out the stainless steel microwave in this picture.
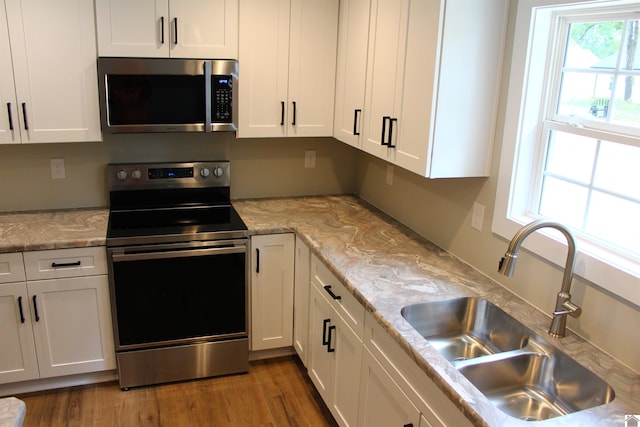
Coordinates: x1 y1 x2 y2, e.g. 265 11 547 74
97 58 237 133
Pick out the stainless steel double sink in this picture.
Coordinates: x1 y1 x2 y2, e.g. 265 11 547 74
401 297 614 422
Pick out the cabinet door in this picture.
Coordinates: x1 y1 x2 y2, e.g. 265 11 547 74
286 0 338 137
0 283 39 384
237 0 290 138
169 0 238 58
358 348 421 427
0 2 17 144
250 234 295 351
332 316 362 427
5 0 101 143
293 236 311 366
27 276 115 378
333 0 371 147
95 0 169 57
361 0 410 159
308 285 335 403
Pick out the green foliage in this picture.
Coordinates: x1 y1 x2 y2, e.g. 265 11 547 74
570 21 623 59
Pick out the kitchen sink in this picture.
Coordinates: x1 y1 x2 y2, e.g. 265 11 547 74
401 297 615 421
400 297 530 362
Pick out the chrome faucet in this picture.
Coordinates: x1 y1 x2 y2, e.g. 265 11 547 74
498 219 582 338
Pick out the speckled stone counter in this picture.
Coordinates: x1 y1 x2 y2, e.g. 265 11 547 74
0 209 108 252
0 196 637 425
233 195 639 427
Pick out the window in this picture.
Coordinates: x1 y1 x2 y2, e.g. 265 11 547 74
493 0 640 306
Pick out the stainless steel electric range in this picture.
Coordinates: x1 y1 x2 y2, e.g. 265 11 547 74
105 161 249 389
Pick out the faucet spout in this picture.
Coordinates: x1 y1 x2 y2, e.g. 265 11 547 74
498 219 581 338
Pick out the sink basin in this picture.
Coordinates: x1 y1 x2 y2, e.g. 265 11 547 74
457 352 615 422
400 297 530 362
401 297 615 421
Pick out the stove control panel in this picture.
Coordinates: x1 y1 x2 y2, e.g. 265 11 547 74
108 161 231 190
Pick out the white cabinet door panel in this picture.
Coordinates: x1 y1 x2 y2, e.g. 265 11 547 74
0 283 39 383
95 0 167 57
28 276 115 378
169 0 238 58
5 0 101 143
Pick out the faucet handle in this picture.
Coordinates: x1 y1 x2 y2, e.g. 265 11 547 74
554 300 582 318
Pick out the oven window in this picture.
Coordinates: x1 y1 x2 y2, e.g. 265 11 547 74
111 250 246 348
107 74 205 125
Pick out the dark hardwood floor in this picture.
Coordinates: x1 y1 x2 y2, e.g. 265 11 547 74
17 356 338 427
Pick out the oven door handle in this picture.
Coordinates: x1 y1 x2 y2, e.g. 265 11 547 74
111 246 246 262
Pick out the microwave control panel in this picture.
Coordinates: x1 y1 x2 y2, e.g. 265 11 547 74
213 76 233 122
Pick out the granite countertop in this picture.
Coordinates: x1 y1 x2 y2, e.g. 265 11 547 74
233 195 639 427
0 195 637 426
0 208 109 252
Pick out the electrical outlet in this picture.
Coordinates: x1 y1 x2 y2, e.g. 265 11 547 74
50 159 65 179
304 150 316 168
471 202 485 231
386 164 393 185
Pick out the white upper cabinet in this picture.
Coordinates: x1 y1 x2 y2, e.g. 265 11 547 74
95 0 238 59
332 0 371 147
0 0 101 144
237 0 339 138
336 0 508 178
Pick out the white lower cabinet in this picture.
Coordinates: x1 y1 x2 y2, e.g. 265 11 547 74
250 233 295 351
308 254 363 427
363 312 473 427
0 248 115 385
358 348 421 427
293 236 311 366
300 253 471 427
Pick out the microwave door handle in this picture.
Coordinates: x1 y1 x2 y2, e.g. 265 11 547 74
204 61 212 132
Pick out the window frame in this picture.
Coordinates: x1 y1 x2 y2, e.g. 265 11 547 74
493 0 640 307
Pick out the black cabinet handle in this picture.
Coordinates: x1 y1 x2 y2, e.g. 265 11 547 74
327 325 336 352
381 116 390 145
322 318 331 345
388 118 397 148
17 296 25 324
21 103 28 130
160 17 165 44
6 103 13 131
323 285 342 300
403 424 414 427
51 261 81 268
32 295 40 322
280 101 285 126
292 101 297 126
255 248 260 273
353 109 361 135
173 17 178 44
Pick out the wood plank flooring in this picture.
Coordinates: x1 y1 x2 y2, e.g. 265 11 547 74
17 356 338 427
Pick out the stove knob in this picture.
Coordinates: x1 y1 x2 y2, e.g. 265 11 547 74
131 169 142 180
116 170 128 181
200 167 211 178
213 167 224 177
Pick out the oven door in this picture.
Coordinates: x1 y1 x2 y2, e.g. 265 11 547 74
107 239 247 351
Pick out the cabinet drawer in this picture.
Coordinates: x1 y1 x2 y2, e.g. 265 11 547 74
311 254 364 338
23 247 107 280
0 253 25 284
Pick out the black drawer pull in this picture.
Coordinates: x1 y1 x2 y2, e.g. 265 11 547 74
32 295 40 322
51 261 81 268
323 285 342 300
381 116 390 145
322 318 331 346
327 325 336 352
7 103 13 130
292 101 297 126
173 17 178 44
21 103 28 130
160 16 165 44
403 424 414 427
388 117 397 148
255 248 260 273
353 109 361 135
17 296 25 323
